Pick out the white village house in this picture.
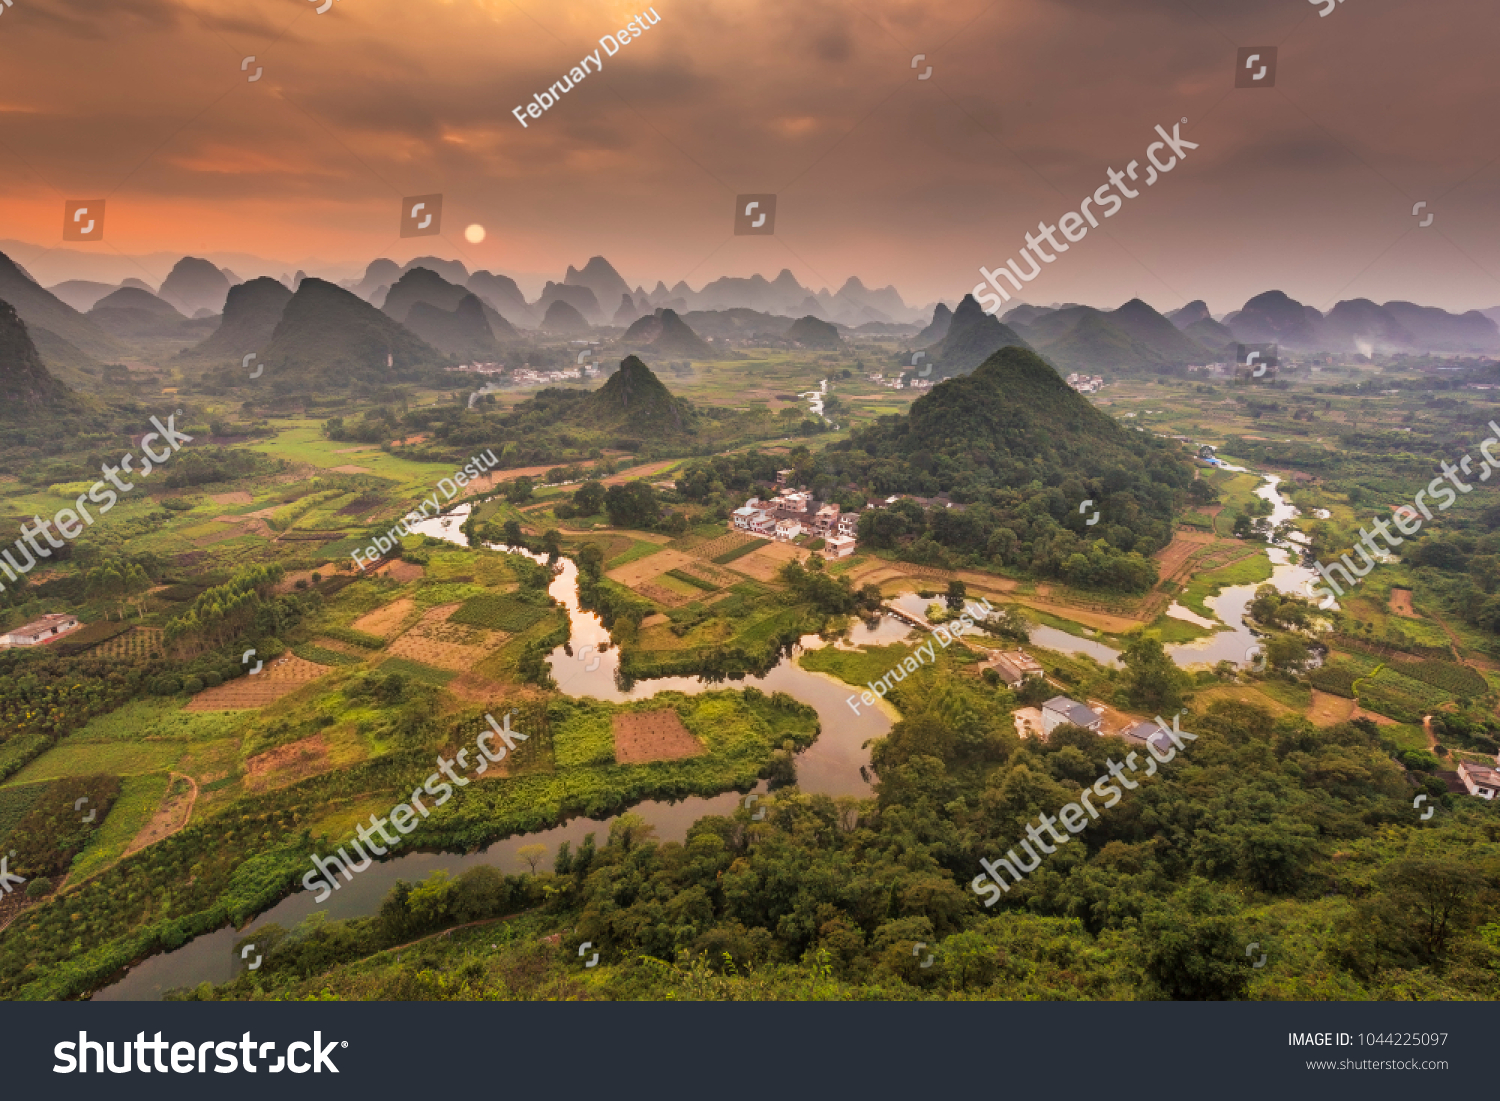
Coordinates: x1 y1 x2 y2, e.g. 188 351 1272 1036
824 534 856 559
1459 760 1500 800
1 613 82 648
1041 696 1103 737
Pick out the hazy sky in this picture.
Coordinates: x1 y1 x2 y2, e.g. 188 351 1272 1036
1 0 1497 313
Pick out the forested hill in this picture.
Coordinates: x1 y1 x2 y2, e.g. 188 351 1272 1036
823 345 1196 590
900 342 1134 456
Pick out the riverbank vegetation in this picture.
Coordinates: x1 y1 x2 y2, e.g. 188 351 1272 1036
171 675 1500 1003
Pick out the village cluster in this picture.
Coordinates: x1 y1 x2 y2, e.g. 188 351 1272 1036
445 363 602 386
731 469 860 556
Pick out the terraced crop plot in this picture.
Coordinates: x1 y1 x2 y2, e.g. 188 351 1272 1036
185 654 331 710
694 532 753 561
352 596 418 638
1389 658 1488 697
244 734 330 792
665 568 719 592
449 593 552 632
375 656 458 686
680 561 738 587
386 604 503 670
613 710 705 764
607 547 695 586
637 582 691 608
713 540 766 565
724 540 804 582
292 643 364 666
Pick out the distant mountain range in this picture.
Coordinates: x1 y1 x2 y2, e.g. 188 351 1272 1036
3 241 1499 395
338 254 931 329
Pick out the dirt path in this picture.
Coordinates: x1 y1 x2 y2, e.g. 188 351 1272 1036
124 773 199 857
1423 714 1438 751
1426 608 1479 668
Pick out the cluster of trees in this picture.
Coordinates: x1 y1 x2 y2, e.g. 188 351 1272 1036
163 564 288 657
84 563 152 619
159 447 266 489
777 558 881 617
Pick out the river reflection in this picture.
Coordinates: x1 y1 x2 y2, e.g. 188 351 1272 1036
97 505 889 1000
98 473 1323 998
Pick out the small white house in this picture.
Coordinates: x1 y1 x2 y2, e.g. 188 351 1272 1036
1041 696 1102 737
837 513 859 537
1459 760 1500 800
824 534 856 559
732 505 760 531
2 613 81 648
775 519 802 542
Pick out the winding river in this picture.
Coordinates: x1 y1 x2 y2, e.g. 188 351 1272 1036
96 466 1316 998
96 506 898 999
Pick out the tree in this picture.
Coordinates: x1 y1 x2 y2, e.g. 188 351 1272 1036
980 606 1031 644
505 476 535 504
86 566 124 619
608 812 657 852
517 844 547 874
945 579 967 610
1121 632 1189 714
1138 881 1251 1000
577 543 605 579
574 480 606 516
604 481 660 529
1265 633 1311 673
541 530 562 561
502 519 524 546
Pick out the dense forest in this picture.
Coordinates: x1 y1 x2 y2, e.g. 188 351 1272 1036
168 670 1500 1002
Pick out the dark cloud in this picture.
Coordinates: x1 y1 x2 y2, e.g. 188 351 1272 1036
0 0 1494 310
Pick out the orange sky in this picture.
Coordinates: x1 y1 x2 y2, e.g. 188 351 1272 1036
1 0 1498 312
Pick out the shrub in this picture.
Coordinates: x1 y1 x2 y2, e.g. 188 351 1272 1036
664 568 719 592
183 676 205 694
202 671 223 688
25 877 52 898
321 626 384 651
153 675 182 696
